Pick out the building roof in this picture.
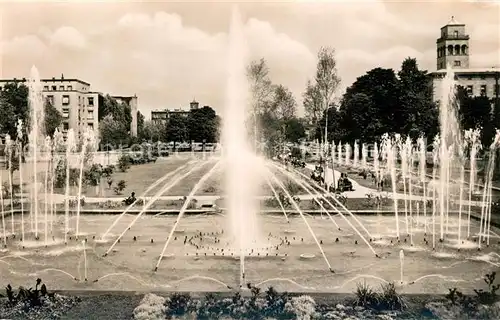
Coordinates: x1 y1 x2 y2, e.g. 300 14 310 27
0 77 91 86
430 67 500 76
442 16 465 27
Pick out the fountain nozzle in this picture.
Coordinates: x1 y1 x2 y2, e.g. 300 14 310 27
329 268 335 273
154 267 158 272
102 253 108 257
84 278 87 282
93 279 98 283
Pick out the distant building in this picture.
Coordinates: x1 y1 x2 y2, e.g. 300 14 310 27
0 74 139 138
151 99 204 125
430 17 500 103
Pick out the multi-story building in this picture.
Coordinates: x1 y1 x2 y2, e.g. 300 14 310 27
151 99 201 125
430 17 500 103
0 74 138 138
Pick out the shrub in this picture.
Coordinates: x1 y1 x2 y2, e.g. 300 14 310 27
102 164 115 178
354 282 378 308
263 286 291 318
284 295 317 320
474 272 500 305
98 200 122 209
118 154 132 172
195 293 222 319
166 292 192 317
5 278 54 310
133 293 166 320
377 282 406 311
114 180 126 195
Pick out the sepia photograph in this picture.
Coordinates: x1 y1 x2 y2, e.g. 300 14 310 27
0 0 499 319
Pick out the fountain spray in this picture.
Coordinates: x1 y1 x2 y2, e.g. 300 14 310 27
353 140 359 168
51 129 64 234
344 142 351 167
82 240 88 281
466 129 481 238
337 141 342 166
28 66 45 241
382 134 399 238
432 135 440 249
5 135 14 236
361 143 367 170
397 135 409 234
0 172 6 247
399 249 404 284
16 122 26 245
417 136 427 231
457 138 466 248
331 141 336 190
44 136 51 246
76 129 91 239
479 130 500 248
64 129 76 244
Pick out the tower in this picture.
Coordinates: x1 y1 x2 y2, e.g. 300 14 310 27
436 16 470 70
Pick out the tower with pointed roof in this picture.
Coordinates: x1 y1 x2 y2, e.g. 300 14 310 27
436 16 470 70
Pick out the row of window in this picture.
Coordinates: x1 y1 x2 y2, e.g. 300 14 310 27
46 95 94 106
465 84 499 97
44 85 73 91
62 122 94 131
61 108 94 119
437 44 468 58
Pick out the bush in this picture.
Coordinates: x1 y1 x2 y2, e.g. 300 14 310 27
166 293 192 317
377 282 406 311
354 282 379 308
114 180 126 195
118 154 132 172
133 293 166 320
284 295 317 320
98 200 122 209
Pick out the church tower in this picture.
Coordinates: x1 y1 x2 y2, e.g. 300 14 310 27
436 16 470 70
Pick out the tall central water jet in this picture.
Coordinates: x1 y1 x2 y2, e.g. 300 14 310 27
223 6 262 286
27 66 45 240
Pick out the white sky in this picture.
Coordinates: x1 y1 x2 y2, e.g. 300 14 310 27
0 0 499 118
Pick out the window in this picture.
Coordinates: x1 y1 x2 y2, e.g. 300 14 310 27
63 122 69 131
62 95 70 105
480 85 487 97
46 95 54 105
466 85 474 96
59 85 64 91
43 86 48 91
495 84 500 95
87 110 94 120
454 60 461 67
88 97 94 106
88 123 94 130
51 86 56 91
67 85 72 91
454 30 458 38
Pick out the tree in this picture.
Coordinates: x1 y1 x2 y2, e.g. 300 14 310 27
141 120 165 142
314 47 341 143
303 80 323 139
271 85 296 121
99 114 129 148
0 82 29 141
188 106 219 143
397 58 439 139
137 111 145 140
247 58 274 147
457 85 494 146
339 67 400 142
316 104 346 142
165 114 188 147
284 117 306 143
44 99 62 137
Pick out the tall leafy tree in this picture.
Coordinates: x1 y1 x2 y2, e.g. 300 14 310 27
0 82 29 141
303 80 323 139
457 85 494 146
137 111 145 140
397 58 439 139
188 106 219 143
284 117 306 143
165 113 188 147
99 115 129 147
340 67 400 142
314 47 341 143
44 99 62 137
141 120 165 142
247 58 274 146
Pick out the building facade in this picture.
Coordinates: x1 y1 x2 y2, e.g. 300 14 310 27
0 75 139 138
151 99 201 125
430 17 500 103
